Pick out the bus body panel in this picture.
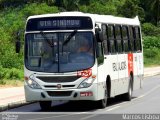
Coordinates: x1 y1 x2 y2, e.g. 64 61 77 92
116 54 128 96
103 54 118 97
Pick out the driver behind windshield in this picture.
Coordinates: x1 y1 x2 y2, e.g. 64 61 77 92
77 35 93 56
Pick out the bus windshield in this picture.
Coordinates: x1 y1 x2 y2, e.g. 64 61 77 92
25 32 94 73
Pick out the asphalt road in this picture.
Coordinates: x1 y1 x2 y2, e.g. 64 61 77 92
2 75 160 120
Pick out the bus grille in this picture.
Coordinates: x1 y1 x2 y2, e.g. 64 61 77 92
44 85 75 88
47 91 72 97
37 76 80 83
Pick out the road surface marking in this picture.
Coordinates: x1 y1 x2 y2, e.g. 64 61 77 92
26 114 74 120
134 84 160 101
27 112 87 120
105 105 120 112
80 106 121 120
80 114 99 120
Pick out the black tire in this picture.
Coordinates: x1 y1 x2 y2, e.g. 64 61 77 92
123 75 133 101
98 85 108 109
39 101 52 111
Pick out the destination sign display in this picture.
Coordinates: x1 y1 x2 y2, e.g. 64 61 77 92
38 20 80 28
26 17 93 31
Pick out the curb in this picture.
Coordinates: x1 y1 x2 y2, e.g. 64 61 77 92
144 72 160 78
0 100 32 112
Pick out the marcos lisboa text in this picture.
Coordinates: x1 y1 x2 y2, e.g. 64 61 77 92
122 114 160 120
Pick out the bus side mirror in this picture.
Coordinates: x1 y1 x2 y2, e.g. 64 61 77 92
16 40 21 53
15 32 21 53
96 42 104 64
95 28 103 42
95 24 107 42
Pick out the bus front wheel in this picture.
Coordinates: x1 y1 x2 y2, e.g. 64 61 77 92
98 85 107 108
123 75 133 101
39 101 52 111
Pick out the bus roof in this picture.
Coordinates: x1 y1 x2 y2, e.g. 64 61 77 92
27 11 140 26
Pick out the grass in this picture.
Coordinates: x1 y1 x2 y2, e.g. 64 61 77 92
0 79 23 87
143 48 160 67
144 57 160 67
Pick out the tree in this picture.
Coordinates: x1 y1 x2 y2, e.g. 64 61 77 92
63 0 79 11
118 0 145 21
147 0 160 26
54 0 79 11
80 1 117 15
79 0 91 5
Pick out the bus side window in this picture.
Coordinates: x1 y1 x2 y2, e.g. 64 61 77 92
102 24 109 55
97 42 104 65
128 26 134 52
107 24 116 54
133 27 137 51
103 39 109 55
115 25 122 53
122 26 129 53
134 26 142 52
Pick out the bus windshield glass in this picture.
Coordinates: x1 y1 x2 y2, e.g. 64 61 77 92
25 32 94 73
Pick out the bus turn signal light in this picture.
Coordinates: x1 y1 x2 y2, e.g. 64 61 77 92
92 75 96 79
24 76 29 80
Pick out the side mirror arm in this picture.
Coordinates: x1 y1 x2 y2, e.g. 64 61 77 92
15 31 21 53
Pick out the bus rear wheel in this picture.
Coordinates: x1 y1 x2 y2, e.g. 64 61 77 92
39 101 52 111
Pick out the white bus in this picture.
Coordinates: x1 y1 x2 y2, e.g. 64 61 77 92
17 12 143 110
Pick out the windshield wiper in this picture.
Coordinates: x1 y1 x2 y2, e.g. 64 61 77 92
40 31 54 48
62 30 77 54
63 30 77 46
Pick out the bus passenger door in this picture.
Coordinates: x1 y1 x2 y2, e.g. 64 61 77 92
133 51 142 90
134 26 143 90
96 42 106 99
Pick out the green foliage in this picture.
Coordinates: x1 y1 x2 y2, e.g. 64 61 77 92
144 48 158 58
143 36 160 66
143 36 160 49
144 48 160 66
0 66 23 80
0 0 24 9
0 3 59 81
22 3 59 17
142 23 160 36
0 79 23 86
80 1 117 15
147 0 160 26
140 0 160 26
62 0 79 11
118 0 145 21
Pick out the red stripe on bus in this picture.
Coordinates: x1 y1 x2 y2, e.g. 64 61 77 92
128 53 133 76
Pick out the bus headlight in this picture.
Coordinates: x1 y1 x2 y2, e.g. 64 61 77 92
78 77 96 88
25 75 41 89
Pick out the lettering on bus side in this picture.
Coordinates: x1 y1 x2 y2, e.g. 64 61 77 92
113 61 126 71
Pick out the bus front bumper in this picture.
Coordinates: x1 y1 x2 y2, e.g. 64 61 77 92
24 83 98 102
